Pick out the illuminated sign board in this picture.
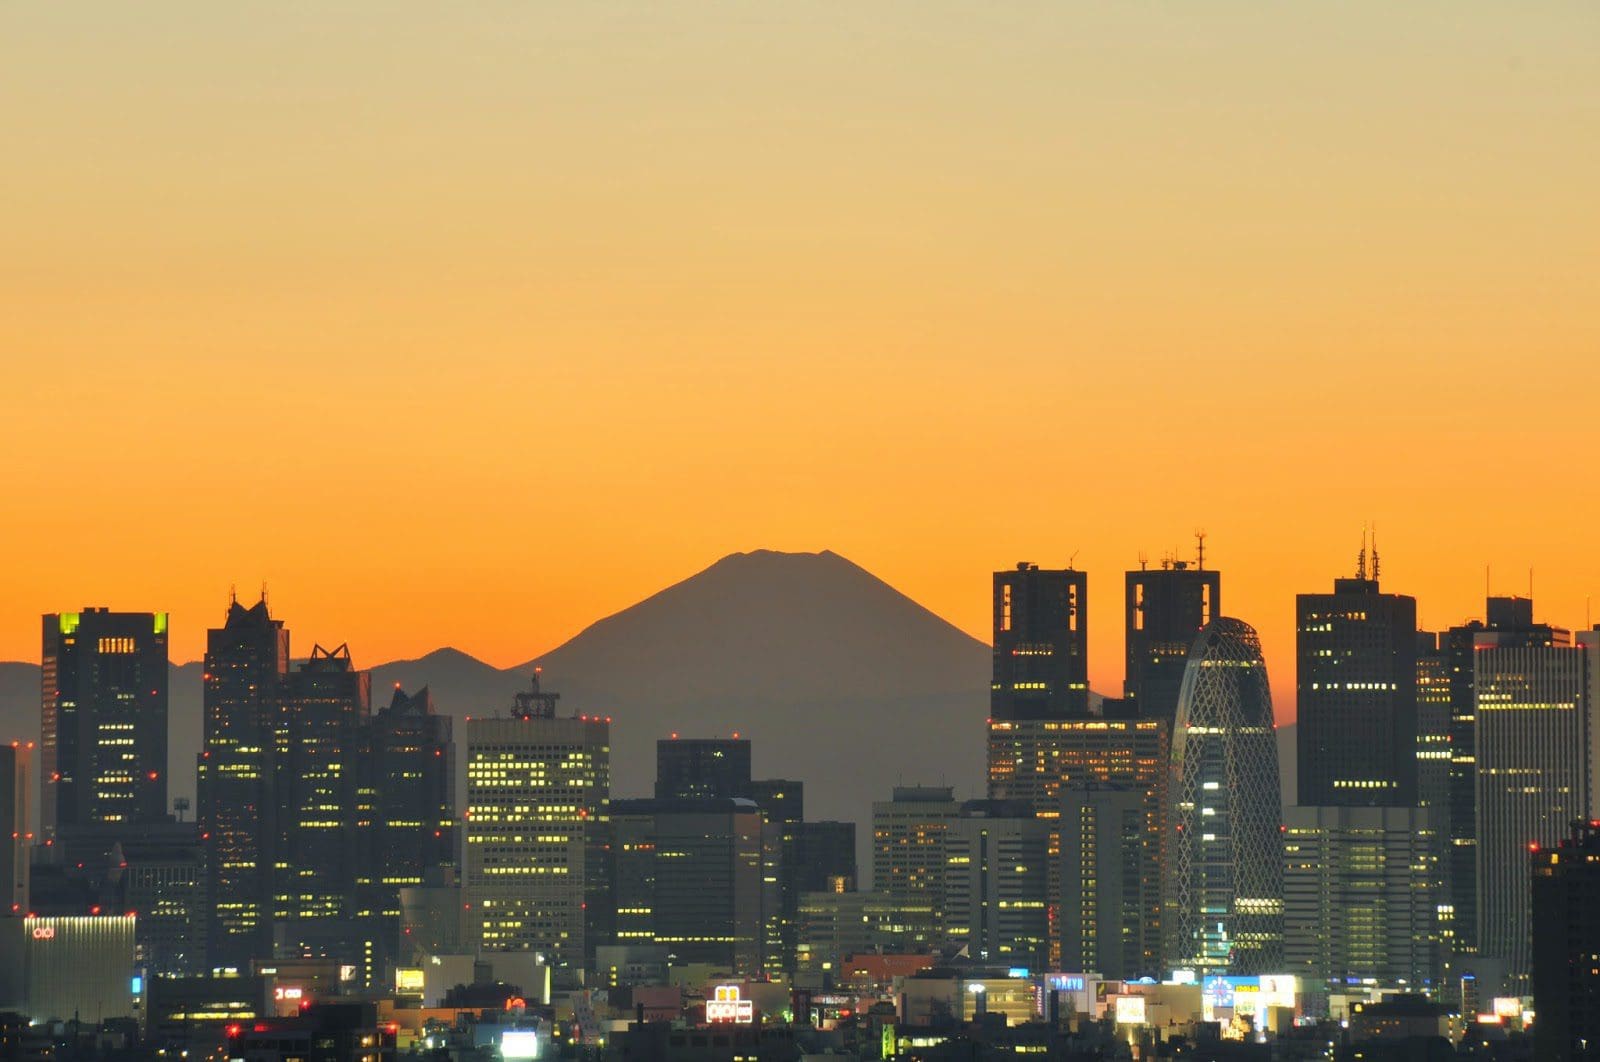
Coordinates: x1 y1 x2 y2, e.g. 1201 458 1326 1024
1492 997 1521 1019
274 986 304 1002
500 1030 543 1059
706 984 755 1024
1115 996 1147 1025
396 968 424 994
31 926 55 940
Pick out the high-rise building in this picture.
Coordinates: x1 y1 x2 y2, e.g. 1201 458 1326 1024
1282 806 1440 986
655 738 751 801
464 674 610 974
41 609 169 838
942 801 1050 970
796 889 937 985
1444 595 1554 957
1125 559 1220 727
992 563 1088 721
1415 633 1453 821
796 821 857 893
1296 562 1418 806
1164 617 1284 976
1531 820 1600 1062
749 779 802 974
651 799 778 975
272 643 372 968
0 742 31 916
362 686 455 975
198 595 289 971
872 785 958 938
1056 782 1160 980
987 717 1166 817
1473 624 1598 989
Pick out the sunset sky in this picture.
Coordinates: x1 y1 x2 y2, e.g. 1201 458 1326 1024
3 3 1597 716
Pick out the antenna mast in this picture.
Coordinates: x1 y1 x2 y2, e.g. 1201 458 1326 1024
1195 530 1207 571
1357 524 1367 581
1371 524 1380 582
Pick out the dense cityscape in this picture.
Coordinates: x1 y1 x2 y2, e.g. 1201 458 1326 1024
1 537 1594 1061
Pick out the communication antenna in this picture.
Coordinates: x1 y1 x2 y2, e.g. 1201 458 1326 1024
1356 523 1368 581
1371 524 1380 582
261 581 269 607
1067 550 1080 570
1195 530 1207 571
1137 551 1149 572
229 583 237 605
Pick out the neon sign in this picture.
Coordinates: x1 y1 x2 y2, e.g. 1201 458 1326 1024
31 926 54 940
706 984 754 1024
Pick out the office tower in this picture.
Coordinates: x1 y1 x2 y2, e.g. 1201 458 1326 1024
41 609 169 838
1296 561 1419 806
1473 625 1598 989
1531 820 1600 1062
987 716 1166 816
609 800 659 946
609 798 777 976
272 643 372 967
872 786 958 936
749 779 802 974
1444 595 1553 957
363 686 455 970
942 801 1050 969
1282 806 1439 986
796 821 857 893
0 743 31 916
1056 782 1160 980
1415 633 1453 820
112 823 208 976
1125 558 1220 727
796 890 937 985
992 563 1088 720
1165 617 1284 975
655 737 751 801
464 674 610 974
198 594 289 970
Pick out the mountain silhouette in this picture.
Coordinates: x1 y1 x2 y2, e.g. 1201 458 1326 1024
0 551 991 836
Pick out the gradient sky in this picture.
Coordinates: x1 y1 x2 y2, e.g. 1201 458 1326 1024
3 3 1598 717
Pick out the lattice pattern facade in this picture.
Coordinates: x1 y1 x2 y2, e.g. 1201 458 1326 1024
1164 617 1283 975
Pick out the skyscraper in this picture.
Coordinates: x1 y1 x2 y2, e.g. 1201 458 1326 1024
655 738 752 801
942 801 1050 970
0 742 31 916
1057 782 1161 980
464 674 610 974
41 609 169 838
748 778 802 974
1443 595 1554 958
992 563 1088 720
1125 558 1220 727
1296 558 1418 806
1531 820 1600 1062
198 595 289 970
1282 806 1440 986
1473 624 1598 989
273 643 372 953
1165 617 1284 975
872 786 957 943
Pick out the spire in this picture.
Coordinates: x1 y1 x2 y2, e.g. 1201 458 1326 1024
1356 523 1368 581
1195 529 1207 571
1370 525 1380 582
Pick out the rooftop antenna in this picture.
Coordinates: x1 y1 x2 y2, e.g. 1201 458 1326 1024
1067 550 1079 570
229 583 237 605
261 581 269 607
1195 530 1207 571
1137 551 1149 572
1356 523 1368 581
1371 524 1380 582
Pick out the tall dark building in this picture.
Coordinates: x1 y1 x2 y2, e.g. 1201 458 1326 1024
1532 820 1600 1062
273 643 372 969
364 686 455 970
655 737 751 800
1443 595 1556 958
1295 561 1418 807
198 595 289 970
992 563 1088 720
796 821 856 893
0 742 31 916
41 609 169 839
749 779 803 974
1124 559 1219 726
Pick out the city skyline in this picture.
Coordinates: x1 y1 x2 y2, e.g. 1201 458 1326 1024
4 2 1599 720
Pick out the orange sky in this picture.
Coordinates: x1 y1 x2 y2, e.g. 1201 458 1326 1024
3 3 1598 718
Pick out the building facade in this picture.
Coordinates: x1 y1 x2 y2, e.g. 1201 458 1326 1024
1125 561 1220 727
992 563 1089 721
1295 574 1418 806
1164 617 1284 976
1473 626 1599 989
1531 820 1600 1062
942 801 1050 970
42 609 169 839
1056 782 1160 980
